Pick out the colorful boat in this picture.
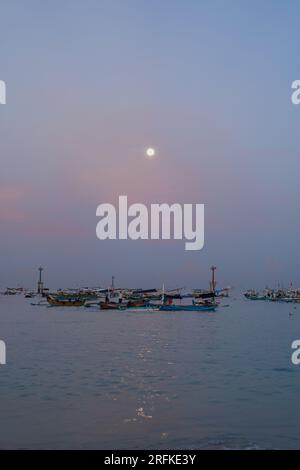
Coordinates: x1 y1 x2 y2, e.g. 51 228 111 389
159 304 216 312
47 295 85 307
244 290 266 300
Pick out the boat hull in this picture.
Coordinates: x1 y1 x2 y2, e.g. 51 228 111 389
124 307 160 313
159 305 216 312
100 302 125 310
47 296 85 307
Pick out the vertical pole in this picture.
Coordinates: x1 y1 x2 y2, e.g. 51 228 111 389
38 267 44 295
210 266 216 294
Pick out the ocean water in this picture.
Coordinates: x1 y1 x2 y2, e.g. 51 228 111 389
0 294 300 449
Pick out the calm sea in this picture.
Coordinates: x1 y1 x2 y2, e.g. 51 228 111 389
0 294 299 449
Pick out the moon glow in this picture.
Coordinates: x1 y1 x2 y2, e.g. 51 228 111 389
146 148 156 158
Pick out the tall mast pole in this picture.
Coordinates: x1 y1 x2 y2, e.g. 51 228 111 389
37 266 44 295
210 266 216 294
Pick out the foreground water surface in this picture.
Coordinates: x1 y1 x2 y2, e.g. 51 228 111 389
0 294 300 449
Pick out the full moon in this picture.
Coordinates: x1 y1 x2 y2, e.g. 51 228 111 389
146 147 156 158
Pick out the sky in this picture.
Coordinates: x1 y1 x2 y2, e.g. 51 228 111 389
0 0 300 290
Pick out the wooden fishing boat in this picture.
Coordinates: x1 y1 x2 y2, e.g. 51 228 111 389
244 294 266 300
194 291 215 299
244 290 266 300
159 304 216 312
100 302 126 310
53 292 99 302
127 299 148 308
47 295 85 307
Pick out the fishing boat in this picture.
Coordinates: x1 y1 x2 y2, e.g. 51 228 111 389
194 290 216 299
193 295 218 306
126 299 148 308
159 304 216 312
100 302 126 310
47 295 85 307
25 292 35 298
53 291 100 302
244 290 266 300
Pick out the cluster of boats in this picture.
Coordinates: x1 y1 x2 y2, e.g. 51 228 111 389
244 288 300 303
44 286 229 312
0 265 234 313
5 282 300 309
1 267 231 313
2 287 27 296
